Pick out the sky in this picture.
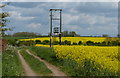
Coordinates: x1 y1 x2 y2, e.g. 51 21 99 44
1 1 119 36
2 0 119 2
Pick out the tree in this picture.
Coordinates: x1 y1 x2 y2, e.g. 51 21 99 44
61 31 80 37
86 41 94 46
62 31 69 37
63 40 71 45
35 40 41 44
42 40 50 45
13 32 37 38
117 34 120 37
101 41 107 46
78 41 82 45
69 31 77 37
0 3 11 37
102 34 109 37
72 42 77 45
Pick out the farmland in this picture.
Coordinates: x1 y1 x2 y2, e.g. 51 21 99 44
18 37 119 76
2 36 119 76
19 37 119 44
29 45 119 76
54 46 119 76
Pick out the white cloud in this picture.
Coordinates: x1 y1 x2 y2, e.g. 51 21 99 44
10 11 35 20
63 12 117 26
26 23 42 29
63 14 79 25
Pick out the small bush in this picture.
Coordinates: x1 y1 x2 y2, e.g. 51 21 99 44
42 40 50 45
35 40 41 44
6 39 17 46
101 41 107 46
18 40 35 46
53 41 59 45
78 41 82 45
64 40 71 45
86 41 94 46
72 42 77 45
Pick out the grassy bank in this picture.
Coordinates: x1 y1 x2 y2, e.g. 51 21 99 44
20 49 52 75
2 45 23 76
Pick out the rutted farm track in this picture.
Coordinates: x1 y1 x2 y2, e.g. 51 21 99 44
17 50 38 76
17 49 67 76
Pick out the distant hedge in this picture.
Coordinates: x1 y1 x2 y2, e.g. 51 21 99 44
6 39 120 46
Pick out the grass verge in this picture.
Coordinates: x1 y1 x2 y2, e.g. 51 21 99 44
20 49 52 75
2 45 23 76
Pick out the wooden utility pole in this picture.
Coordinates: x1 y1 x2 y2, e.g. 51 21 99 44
50 9 62 47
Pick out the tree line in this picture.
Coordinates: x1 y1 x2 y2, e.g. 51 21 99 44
6 39 120 47
5 31 120 38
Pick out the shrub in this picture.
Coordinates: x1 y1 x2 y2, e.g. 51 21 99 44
42 40 50 45
64 40 71 45
94 42 101 46
6 39 17 46
53 41 59 45
101 41 107 46
86 41 94 46
35 40 41 44
61 41 65 45
72 42 77 45
110 41 118 46
18 40 35 46
78 41 82 45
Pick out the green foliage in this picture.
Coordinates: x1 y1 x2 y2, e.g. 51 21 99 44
33 39 120 46
78 41 82 45
94 42 101 46
29 47 56 63
13 32 40 38
63 40 71 45
18 40 35 46
86 41 94 46
102 34 109 37
6 39 17 46
72 42 77 45
20 49 52 75
61 31 80 37
53 41 59 45
42 40 50 45
2 46 23 76
101 41 107 46
35 40 41 44
0 3 12 36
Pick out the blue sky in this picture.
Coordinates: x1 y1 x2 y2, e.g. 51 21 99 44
2 2 118 36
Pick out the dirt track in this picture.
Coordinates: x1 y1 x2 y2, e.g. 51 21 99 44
17 50 39 76
26 49 67 76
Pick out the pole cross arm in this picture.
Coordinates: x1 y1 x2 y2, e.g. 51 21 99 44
50 9 62 11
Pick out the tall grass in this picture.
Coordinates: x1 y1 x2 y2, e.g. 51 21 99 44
2 45 23 76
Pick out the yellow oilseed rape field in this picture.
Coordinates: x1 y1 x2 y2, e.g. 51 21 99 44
19 37 119 43
53 45 119 76
20 37 119 76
